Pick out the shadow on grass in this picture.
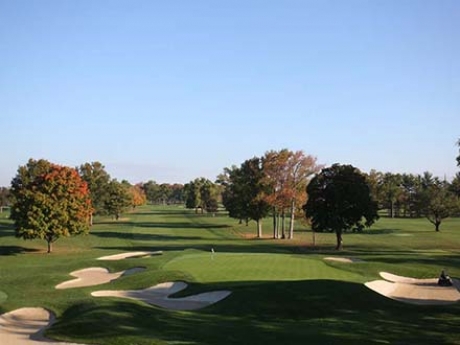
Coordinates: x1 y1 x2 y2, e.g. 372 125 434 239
0 245 41 255
49 280 460 345
95 221 231 230
91 231 203 242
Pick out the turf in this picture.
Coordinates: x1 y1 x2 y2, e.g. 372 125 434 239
0 205 460 344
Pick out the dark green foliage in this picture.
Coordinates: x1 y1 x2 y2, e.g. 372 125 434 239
304 164 379 249
184 178 219 213
221 158 270 237
78 162 111 216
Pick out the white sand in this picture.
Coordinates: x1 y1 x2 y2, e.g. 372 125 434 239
56 267 146 289
97 251 163 261
0 308 85 345
365 272 460 305
324 257 363 263
92 281 232 311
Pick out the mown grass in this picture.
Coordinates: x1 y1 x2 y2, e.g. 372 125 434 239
0 205 460 344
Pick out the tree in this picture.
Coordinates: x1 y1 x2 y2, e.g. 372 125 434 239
129 184 147 209
261 149 320 239
303 164 379 250
104 180 131 220
449 172 460 199
262 149 294 239
184 178 220 214
381 173 403 218
457 138 460 167
78 162 111 223
284 151 320 239
415 180 459 231
0 187 10 212
221 158 270 237
10 159 92 253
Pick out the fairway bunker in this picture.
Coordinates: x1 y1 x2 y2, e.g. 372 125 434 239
92 281 232 311
0 307 85 345
56 267 146 289
97 251 163 260
365 272 460 305
324 257 364 263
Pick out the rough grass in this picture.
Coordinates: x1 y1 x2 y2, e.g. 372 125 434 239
0 205 460 344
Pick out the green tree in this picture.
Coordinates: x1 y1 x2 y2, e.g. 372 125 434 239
104 180 131 220
381 172 403 218
449 172 460 199
184 178 219 214
221 158 270 237
0 186 10 212
10 159 93 253
415 180 459 231
303 164 379 250
78 161 111 223
457 138 460 167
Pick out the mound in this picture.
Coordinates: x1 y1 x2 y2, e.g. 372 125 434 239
92 281 231 311
365 272 460 305
56 267 146 289
324 257 363 263
97 251 163 261
0 307 85 344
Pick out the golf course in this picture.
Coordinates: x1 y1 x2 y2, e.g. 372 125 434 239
1 205 459 344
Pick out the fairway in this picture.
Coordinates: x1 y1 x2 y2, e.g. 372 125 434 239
1 205 460 345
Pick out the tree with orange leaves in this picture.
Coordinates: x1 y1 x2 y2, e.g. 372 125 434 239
130 184 147 209
262 149 320 239
10 159 93 253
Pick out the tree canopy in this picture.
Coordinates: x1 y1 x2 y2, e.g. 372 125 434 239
303 164 379 250
10 159 93 253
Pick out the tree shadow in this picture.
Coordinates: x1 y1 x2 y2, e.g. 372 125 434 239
91 231 203 241
0 245 41 255
50 279 460 345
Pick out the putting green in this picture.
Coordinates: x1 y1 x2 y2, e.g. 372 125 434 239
163 252 362 283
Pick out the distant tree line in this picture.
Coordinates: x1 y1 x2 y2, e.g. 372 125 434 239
3 139 460 251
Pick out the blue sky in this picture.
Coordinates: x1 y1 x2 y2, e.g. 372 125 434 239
1 0 459 186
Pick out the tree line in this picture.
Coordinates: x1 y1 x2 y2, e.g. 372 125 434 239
4 139 460 252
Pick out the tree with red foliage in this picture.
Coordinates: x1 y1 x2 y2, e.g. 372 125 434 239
10 159 93 253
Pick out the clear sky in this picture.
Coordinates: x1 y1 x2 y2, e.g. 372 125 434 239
1 0 459 186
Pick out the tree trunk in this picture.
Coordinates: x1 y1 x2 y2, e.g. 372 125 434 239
272 208 277 239
257 219 262 238
281 214 285 239
335 230 343 250
435 220 441 232
90 213 93 226
289 199 295 239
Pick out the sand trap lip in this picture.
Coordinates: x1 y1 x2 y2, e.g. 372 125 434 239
92 281 232 311
56 266 146 289
365 272 460 305
97 251 163 260
324 257 363 263
0 307 85 345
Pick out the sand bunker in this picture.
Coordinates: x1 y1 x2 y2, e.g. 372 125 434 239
97 251 163 260
56 267 146 289
92 281 232 311
365 272 460 305
324 257 363 263
0 307 85 345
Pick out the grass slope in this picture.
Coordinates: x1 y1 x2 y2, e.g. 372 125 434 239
0 206 459 344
